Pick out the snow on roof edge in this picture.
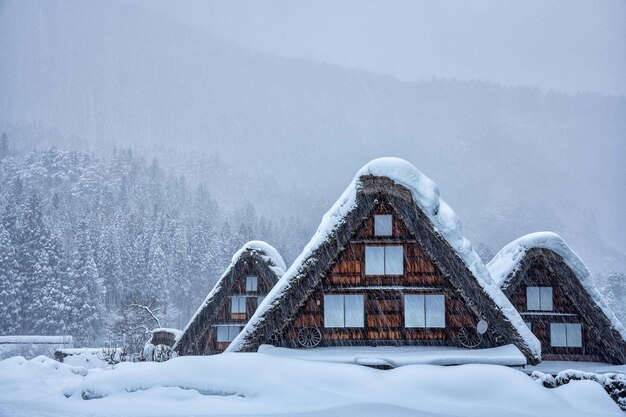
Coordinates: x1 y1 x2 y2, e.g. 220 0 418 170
173 241 285 351
229 158 541 357
487 231 626 342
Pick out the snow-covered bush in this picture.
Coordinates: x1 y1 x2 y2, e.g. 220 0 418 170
531 370 626 410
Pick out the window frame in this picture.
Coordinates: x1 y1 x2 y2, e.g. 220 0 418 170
404 294 446 329
365 245 404 276
374 214 393 236
323 294 365 328
526 286 553 311
246 276 258 292
216 325 242 343
231 296 247 314
550 322 582 348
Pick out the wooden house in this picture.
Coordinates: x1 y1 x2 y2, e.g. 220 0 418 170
227 158 541 364
488 232 626 364
174 241 286 355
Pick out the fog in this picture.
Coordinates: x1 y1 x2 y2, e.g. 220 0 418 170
1 0 625 276
134 0 626 95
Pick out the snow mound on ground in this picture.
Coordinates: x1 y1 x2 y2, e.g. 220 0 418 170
257 344 527 367
0 354 621 417
487 232 626 341
230 157 540 358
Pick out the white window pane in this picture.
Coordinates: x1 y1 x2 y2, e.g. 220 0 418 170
404 295 425 328
527 287 540 311
228 326 241 342
384 246 404 275
365 246 385 275
567 323 582 347
550 323 567 347
374 215 393 236
425 295 446 328
231 296 246 313
257 296 265 305
216 326 229 342
344 295 364 327
246 276 258 292
324 295 344 328
540 287 553 311
524 321 533 332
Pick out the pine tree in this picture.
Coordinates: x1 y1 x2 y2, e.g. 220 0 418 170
17 193 67 335
0 225 21 334
65 221 106 344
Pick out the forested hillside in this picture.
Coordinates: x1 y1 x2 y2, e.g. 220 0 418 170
0 140 308 344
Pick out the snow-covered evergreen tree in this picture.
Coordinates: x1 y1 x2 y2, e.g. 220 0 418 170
65 220 106 344
0 225 20 334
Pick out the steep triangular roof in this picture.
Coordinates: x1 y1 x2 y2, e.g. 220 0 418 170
174 241 285 354
228 158 541 363
488 232 626 363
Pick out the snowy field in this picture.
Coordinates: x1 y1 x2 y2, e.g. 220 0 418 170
0 353 623 417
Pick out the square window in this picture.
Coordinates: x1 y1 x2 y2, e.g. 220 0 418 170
231 296 246 314
374 215 393 236
365 245 404 275
527 287 553 311
246 276 258 292
257 296 265 305
216 326 242 342
404 294 445 328
324 294 364 328
524 321 533 332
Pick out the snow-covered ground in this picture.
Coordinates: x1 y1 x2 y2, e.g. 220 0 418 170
0 353 622 417
258 344 527 367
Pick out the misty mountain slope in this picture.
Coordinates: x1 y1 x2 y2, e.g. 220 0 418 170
1 0 625 273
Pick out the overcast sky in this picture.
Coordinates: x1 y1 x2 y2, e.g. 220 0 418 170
131 0 626 96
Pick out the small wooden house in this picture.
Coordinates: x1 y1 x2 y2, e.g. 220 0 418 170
174 241 286 355
227 158 541 364
487 232 626 364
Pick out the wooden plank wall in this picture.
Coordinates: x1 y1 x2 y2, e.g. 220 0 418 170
282 201 483 347
507 261 605 362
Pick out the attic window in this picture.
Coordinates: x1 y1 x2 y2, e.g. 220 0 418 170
324 294 364 328
374 215 393 236
231 296 246 314
365 246 404 275
246 276 258 292
526 287 553 311
404 294 446 328
550 323 582 347
216 325 241 343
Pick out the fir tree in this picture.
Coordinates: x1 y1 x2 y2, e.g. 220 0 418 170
0 225 20 334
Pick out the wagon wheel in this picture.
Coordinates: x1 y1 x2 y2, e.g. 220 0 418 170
458 327 482 348
297 327 322 348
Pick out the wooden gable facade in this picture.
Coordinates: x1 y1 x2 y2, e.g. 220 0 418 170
231 176 539 363
174 243 284 355
500 248 626 364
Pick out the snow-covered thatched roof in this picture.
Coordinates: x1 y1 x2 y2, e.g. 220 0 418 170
173 241 285 354
487 232 626 343
228 158 541 361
